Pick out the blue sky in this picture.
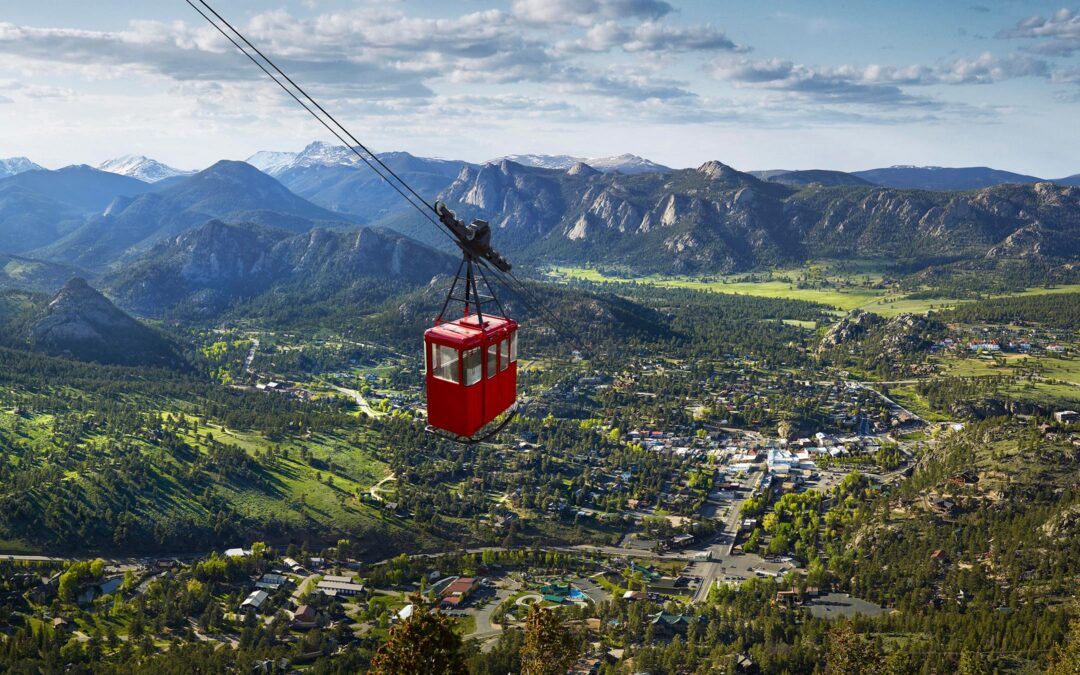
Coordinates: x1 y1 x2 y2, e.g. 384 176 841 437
0 1 1077 176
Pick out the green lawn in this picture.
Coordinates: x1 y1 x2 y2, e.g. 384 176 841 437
453 614 477 635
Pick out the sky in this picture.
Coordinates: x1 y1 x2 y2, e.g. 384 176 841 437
0 0 1078 176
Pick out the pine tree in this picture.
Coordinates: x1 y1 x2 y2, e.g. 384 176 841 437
521 605 579 675
825 623 886 675
1047 620 1080 674
370 596 465 675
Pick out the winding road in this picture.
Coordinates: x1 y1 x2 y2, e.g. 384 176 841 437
332 384 385 418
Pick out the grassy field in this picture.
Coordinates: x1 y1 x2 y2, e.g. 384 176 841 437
939 353 1080 384
546 264 882 312
545 265 1080 318
160 413 395 532
884 386 952 423
888 353 1080 413
0 403 415 552
936 354 1080 407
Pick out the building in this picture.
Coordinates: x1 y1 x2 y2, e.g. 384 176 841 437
1054 410 1079 424
291 604 317 630
440 577 479 607
256 573 290 591
648 576 692 597
315 575 365 597
240 590 269 613
668 533 695 549
282 557 304 573
648 612 702 636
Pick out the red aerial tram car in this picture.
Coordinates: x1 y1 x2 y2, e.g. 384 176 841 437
421 202 520 442
424 314 518 438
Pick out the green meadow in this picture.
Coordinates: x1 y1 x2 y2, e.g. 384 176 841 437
545 265 1080 318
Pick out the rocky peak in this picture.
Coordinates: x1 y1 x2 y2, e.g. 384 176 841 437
567 161 600 177
819 309 883 351
698 160 739 180
30 278 181 367
47 277 109 310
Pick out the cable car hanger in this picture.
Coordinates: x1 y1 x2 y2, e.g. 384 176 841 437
184 0 594 443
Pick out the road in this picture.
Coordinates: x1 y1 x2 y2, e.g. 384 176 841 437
290 573 317 607
331 384 384 418
243 338 260 372
1 553 69 563
847 381 926 425
368 474 396 503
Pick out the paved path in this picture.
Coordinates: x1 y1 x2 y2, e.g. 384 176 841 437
331 385 384 418
469 587 513 640
514 593 542 607
291 574 317 607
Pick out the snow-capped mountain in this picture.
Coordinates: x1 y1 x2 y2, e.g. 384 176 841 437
583 153 672 174
246 142 365 176
96 155 194 183
490 153 671 174
496 154 581 170
289 141 365 169
0 157 44 179
245 150 298 176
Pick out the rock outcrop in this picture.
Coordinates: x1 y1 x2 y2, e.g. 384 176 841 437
29 278 182 367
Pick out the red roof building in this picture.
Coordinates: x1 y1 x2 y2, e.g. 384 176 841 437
441 577 479 607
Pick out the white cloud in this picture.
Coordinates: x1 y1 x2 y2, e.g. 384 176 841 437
570 21 745 53
1 80 76 100
511 0 672 26
1051 65 1080 84
710 52 1054 107
997 8 1080 57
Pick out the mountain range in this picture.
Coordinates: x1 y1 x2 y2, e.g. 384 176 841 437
490 153 672 174
15 161 355 270
0 144 1076 319
104 219 456 317
434 159 1080 273
249 142 466 221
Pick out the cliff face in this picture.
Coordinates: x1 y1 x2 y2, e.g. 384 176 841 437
437 160 1080 274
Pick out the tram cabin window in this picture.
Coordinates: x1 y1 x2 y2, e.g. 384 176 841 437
432 343 460 383
463 347 482 385
510 332 518 363
487 343 497 379
499 339 509 372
